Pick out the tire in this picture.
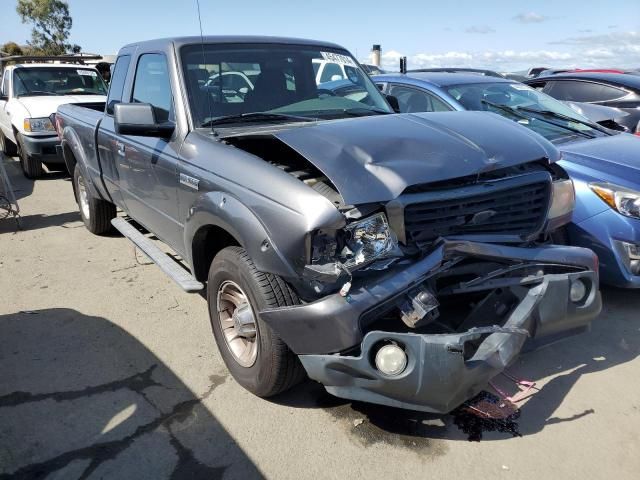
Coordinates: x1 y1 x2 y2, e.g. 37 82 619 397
73 167 116 234
0 129 18 156
16 133 43 179
207 246 305 397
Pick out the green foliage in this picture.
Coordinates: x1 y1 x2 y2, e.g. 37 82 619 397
16 0 81 55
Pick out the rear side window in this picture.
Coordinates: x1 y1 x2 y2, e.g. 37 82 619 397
389 84 453 112
546 80 628 102
131 53 173 123
106 55 131 114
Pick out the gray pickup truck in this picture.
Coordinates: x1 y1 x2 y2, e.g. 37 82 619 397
55 36 601 413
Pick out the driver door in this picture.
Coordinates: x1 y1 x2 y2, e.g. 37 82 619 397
117 53 183 249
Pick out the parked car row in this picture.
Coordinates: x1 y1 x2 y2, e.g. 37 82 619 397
3 38 637 415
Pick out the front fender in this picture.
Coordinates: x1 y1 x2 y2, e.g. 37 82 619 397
184 191 298 279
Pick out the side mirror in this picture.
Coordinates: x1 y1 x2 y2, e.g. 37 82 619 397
114 103 174 138
385 94 401 113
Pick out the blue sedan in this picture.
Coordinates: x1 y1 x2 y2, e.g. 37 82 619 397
371 72 640 287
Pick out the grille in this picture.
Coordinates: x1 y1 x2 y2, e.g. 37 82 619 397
403 180 550 245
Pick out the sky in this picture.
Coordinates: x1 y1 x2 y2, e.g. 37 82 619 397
1 0 639 72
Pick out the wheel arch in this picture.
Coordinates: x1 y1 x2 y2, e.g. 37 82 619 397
191 224 241 282
185 191 299 282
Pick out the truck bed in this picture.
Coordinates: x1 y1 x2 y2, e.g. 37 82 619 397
57 102 105 128
56 102 106 184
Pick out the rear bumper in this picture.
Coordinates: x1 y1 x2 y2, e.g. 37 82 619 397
261 240 601 413
21 134 63 163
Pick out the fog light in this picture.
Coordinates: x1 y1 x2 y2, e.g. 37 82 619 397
614 240 640 275
569 279 587 303
374 343 407 376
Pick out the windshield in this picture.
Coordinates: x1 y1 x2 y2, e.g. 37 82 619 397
180 44 393 128
445 82 602 142
13 67 108 97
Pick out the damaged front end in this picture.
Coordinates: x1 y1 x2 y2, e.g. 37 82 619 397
261 240 601 413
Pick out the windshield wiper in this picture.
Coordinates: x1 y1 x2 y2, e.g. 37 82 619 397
341 107 392 117
481 100 596 139
17 91 62 97
516 106 610 135
66 91 104 95
202 112 316 128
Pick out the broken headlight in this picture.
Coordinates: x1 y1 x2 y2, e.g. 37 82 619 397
339 213 401 270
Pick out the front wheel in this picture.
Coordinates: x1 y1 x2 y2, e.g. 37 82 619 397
73 167 116 234
16 133 43 179
207 246 305 397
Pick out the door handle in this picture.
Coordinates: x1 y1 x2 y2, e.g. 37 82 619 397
116 141 125 157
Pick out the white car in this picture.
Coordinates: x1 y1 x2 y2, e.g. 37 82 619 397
312 58 360 85
0 60 107 178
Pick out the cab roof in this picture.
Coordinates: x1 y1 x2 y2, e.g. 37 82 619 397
120 35 345 52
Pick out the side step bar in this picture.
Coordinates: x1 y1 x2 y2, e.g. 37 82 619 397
111 217 204 292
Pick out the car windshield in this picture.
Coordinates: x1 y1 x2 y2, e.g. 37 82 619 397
445 82 602 142
13 67 108 96
180 43 393 128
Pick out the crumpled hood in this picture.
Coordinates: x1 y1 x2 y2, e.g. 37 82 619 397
559 133 640 182
272 111 559 204
18 95 106 118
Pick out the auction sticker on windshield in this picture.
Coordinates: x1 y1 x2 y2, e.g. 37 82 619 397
320 52 356 67
77 70 97 76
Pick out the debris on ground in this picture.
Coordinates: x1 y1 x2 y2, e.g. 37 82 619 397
451 391 521 441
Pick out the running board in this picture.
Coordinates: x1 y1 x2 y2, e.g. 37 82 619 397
111 217 204 292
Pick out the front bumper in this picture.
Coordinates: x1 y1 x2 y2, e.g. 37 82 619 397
568 208 640 288
261 240 601 413
21 134 63 163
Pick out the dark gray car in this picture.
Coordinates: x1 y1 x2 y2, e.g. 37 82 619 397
55 36 601 413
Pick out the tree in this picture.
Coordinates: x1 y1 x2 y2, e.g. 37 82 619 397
16 0 81 55
1 42 25 56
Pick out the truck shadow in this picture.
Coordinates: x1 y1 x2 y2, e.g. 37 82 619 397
272 287 640 443
0 308 263 479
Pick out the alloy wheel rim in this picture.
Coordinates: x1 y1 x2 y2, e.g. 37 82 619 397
77 174 90 220
216 280 258 367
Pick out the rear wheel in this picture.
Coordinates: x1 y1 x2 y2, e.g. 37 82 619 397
0 129 18 157
73 167 116 234
16 133 43 179
207 246 305 397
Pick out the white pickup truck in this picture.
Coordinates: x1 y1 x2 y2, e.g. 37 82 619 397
0 56 107 178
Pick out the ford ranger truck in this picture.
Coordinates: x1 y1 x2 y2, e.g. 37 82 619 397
0 56 107 178
55 36 601 413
